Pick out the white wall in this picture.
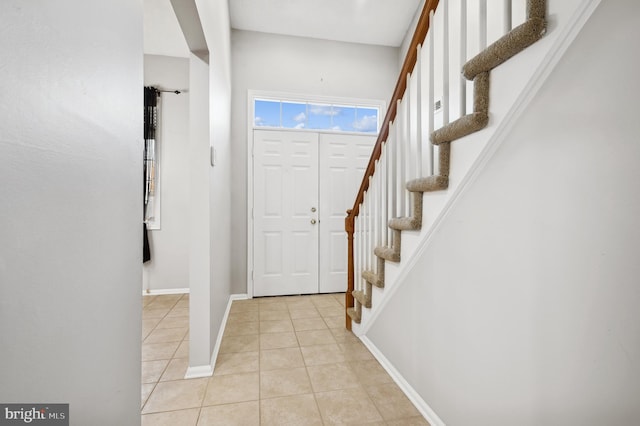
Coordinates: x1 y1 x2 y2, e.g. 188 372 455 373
183 0 233 371
143 55 190 292
367 1 640 424
0 1 142 425
230 30 400 294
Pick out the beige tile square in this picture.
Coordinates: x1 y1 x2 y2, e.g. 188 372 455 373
156 316 189 329
260 347 304 371
219 334 260 354
350 359 393 386
174 339 189 359
259 332 299 350
142 320 160 340
296 329 336 347
259 309 290 321
332 293 346 306
259 302 288 312
160 358 189 382
143 309 168 319
260 320 294 334
165 307 189 318
259 297 289 306
175 299 189 309
260 367 312 399
301 344 346 366
141 408 200 426
286 299 316 310
224 321 259 337
311 296 342 308
307 362 359 392
366 383 420 420
203 372 259 405
142 378 208 414
198 401 259 426
146 297 180 310
323 315 344 329
142 359 169 384
142 308 171 319
386 417 431 426
260 394 323 426
144 327 188 344
141 383 155 408
315 388 383 425
230 300 260 313
293 317 328 331
228 311 259 323
142 341 180 361
142 295 157 307
214 351 259 376
329 328 360 344
339 341 374 361
289 308 321 319
317 306 344 318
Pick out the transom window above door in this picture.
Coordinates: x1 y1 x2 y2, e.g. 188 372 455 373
253 97 382 134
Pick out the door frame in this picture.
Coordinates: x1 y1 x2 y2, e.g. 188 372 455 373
246 89 385 298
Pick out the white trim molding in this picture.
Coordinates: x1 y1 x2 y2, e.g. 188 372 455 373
183 294 249 380
184 365 213 379
361 336 446 426
142 288 190 296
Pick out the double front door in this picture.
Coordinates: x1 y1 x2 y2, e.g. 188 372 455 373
253 130 374 297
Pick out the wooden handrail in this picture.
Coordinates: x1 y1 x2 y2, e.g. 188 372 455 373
345 0 439 330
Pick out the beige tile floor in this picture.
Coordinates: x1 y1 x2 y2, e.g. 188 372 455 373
141 293 429 426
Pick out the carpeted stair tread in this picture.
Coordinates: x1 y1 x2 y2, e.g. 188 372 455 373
431 71 490 145
374 246 400 262
462 17 546 80
347 307 361 324
406 175 449 192
352 290 371 308
362 270 384 288
389 216 421 231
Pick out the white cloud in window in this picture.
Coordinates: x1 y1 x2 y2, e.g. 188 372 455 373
331 126 341 131
309 105 339 116
295 123 305 129
294 112 306 122
353 115 378 132
254 116 265 126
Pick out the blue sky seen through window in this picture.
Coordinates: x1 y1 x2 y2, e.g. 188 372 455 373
254 99 379 134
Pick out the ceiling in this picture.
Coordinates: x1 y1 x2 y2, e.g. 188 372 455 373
144 0 423 57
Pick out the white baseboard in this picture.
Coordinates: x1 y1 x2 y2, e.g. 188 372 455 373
360 335 446 426
182 293 249 380
184 365 213 379
143 288 190 296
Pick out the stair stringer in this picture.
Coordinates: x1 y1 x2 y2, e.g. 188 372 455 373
351 0 601 334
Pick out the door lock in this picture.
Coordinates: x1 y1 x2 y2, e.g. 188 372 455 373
311 207 317 212
311 219 317 225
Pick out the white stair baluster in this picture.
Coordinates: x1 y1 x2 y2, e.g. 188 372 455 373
428 10 435 176
504 0 512 34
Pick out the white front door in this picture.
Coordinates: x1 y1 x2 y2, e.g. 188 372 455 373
253 130 375 297
318 133 376 293
253 130 319 296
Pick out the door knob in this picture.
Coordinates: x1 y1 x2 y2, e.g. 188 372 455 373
311 207 317 212
311 219 317 225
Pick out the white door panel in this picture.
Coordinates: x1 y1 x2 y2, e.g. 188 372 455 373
319 134 376 293
254 130 319 296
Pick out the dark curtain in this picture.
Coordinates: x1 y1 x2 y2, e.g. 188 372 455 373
143 86 160 263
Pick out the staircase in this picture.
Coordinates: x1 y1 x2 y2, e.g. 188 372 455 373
346 0 547 326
